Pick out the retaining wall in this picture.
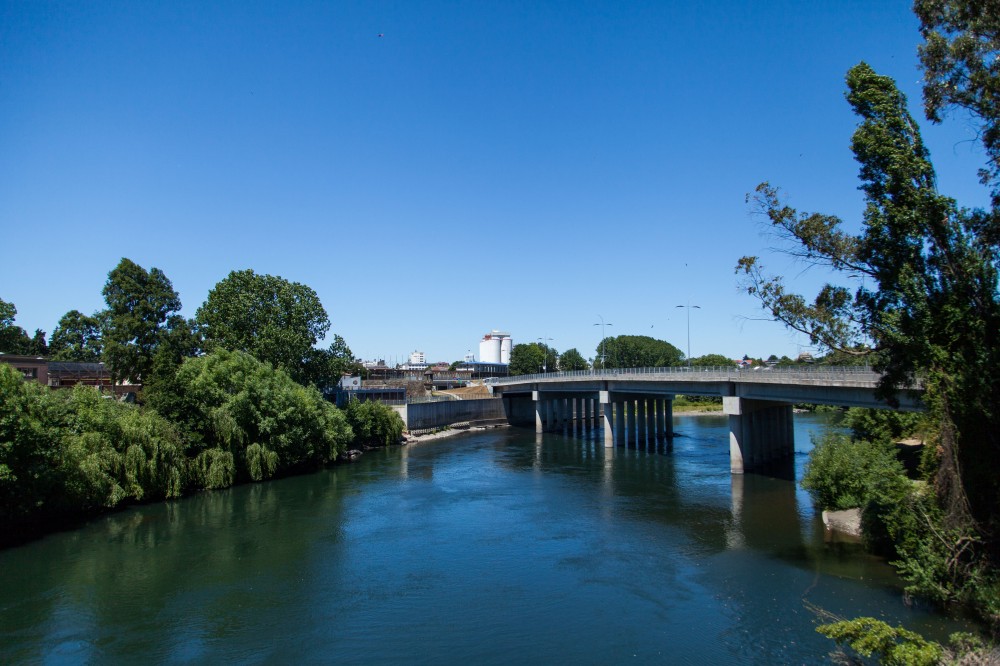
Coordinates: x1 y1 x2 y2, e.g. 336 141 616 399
393 398 507 430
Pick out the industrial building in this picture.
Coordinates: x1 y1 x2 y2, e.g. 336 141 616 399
478 330 512 365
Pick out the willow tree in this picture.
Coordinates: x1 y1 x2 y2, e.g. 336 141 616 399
737 62 1000 580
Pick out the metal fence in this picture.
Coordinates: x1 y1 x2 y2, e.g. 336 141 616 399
489 365 896 387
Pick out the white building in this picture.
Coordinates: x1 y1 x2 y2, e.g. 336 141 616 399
409 350 426 364
479 330 512 365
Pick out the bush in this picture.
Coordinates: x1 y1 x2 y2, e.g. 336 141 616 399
801 432 910 511
344 400 405 448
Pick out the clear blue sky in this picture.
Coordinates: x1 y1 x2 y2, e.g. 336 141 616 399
0 1 992 364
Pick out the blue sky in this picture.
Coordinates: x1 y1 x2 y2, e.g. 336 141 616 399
1 1 992 364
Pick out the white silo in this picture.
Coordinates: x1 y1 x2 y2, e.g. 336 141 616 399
479 335 502 364
500 336 512 364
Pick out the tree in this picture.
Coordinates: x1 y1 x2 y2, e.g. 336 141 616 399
508 342 553 376
197 269 330 383
595 335 683 368
49 310 103 362
299 334 359 391
737 62 1000 594
100 259 182 384
558 348 589 371
0 298 42 355
916 0 1000 204
690 353 733 367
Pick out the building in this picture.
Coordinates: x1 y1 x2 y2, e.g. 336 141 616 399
408 350 425 364
478 330 512 365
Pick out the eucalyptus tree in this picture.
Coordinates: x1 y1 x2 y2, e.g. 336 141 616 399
737 61 1000 604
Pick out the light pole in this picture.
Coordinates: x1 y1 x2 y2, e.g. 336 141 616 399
675 304 701 368
537 336 553 373
593 315 613 369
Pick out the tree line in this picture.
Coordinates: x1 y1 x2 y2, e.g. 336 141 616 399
0 260 402 547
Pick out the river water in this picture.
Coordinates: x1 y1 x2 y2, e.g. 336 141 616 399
0 413 975 664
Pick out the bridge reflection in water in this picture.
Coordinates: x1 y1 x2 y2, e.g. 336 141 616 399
490 366 921 475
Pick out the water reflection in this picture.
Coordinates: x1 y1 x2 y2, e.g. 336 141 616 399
0 413 979 664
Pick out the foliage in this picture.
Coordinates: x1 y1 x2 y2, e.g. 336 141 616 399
0 364 67 534
801 432 909 511
344 399 405 448
299 335 359 391
508 342 556 375
196 269 330 384
737 60 1000 599
817 617 942 666
594 335 683 368
844 408 924 446
100 258 183 384
690 353 733 367
558 348 589 371
916 0 1000 203
0 298 47 355
154 349 352 484
49 310 103 362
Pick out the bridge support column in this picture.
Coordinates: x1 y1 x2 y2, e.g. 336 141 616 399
614 400 626 446
600 392 613 447
655 398 665 440
636 399 647 446
663 398 674 451
583 398 592 432
533 392 544 433
625 400 637 447
645 399 655 447
724 397 794 474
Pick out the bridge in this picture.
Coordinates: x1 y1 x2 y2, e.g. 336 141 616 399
488 366 922 474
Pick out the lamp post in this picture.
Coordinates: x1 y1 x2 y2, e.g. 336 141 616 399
537 336 553 373
593 315 613 369
675 304 701 368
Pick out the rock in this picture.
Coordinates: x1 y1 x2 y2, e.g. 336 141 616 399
822 508 863 538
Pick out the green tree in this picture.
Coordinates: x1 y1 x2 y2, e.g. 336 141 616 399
299 334 358 391
152 349 352 486
916 0 1000 203
100 258 182 384
558 348 589 371
690 353 733 367
344 399 405 448
509 342 551 375
596 335 683 368
49 310 103 362
737 61 1000 605
738 63 1000 621
0 298 40 355
197 269 330 383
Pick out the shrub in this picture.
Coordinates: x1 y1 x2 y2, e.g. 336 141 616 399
344 400 405 448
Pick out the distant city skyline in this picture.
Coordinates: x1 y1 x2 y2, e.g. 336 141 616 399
1 2 992 363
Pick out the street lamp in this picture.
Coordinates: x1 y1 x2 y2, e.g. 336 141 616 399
675 304 701 368
537 336 553 373
593 315 613 369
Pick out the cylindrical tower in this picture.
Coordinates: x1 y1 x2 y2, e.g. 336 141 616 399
500 336 512 364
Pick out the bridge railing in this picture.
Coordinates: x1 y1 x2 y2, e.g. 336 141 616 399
488 365 889 386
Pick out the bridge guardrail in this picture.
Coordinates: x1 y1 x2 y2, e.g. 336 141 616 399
490 365 900 387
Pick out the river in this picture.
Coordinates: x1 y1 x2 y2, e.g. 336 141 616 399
0 412 975 664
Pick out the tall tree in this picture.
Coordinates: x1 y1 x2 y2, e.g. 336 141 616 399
595 335 683 368
49 310 103 362
558 348 589 371
737 63 1000 562
0 298 37 355
916 0 1000 203
100 259 182 384
196 269 330 383
508 342 554 376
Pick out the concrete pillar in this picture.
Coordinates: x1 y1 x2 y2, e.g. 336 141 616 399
614 400 626 447
663 398 674 450
601 391 613 447
636 399 646 446
626 400 637 447
645 399 655 446
533 391 544 434
583 398 592 432
655 398 666 440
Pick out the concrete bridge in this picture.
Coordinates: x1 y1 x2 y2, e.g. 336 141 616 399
489 366 922 474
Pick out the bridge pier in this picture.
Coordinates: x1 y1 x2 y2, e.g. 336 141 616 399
724 397 794 474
